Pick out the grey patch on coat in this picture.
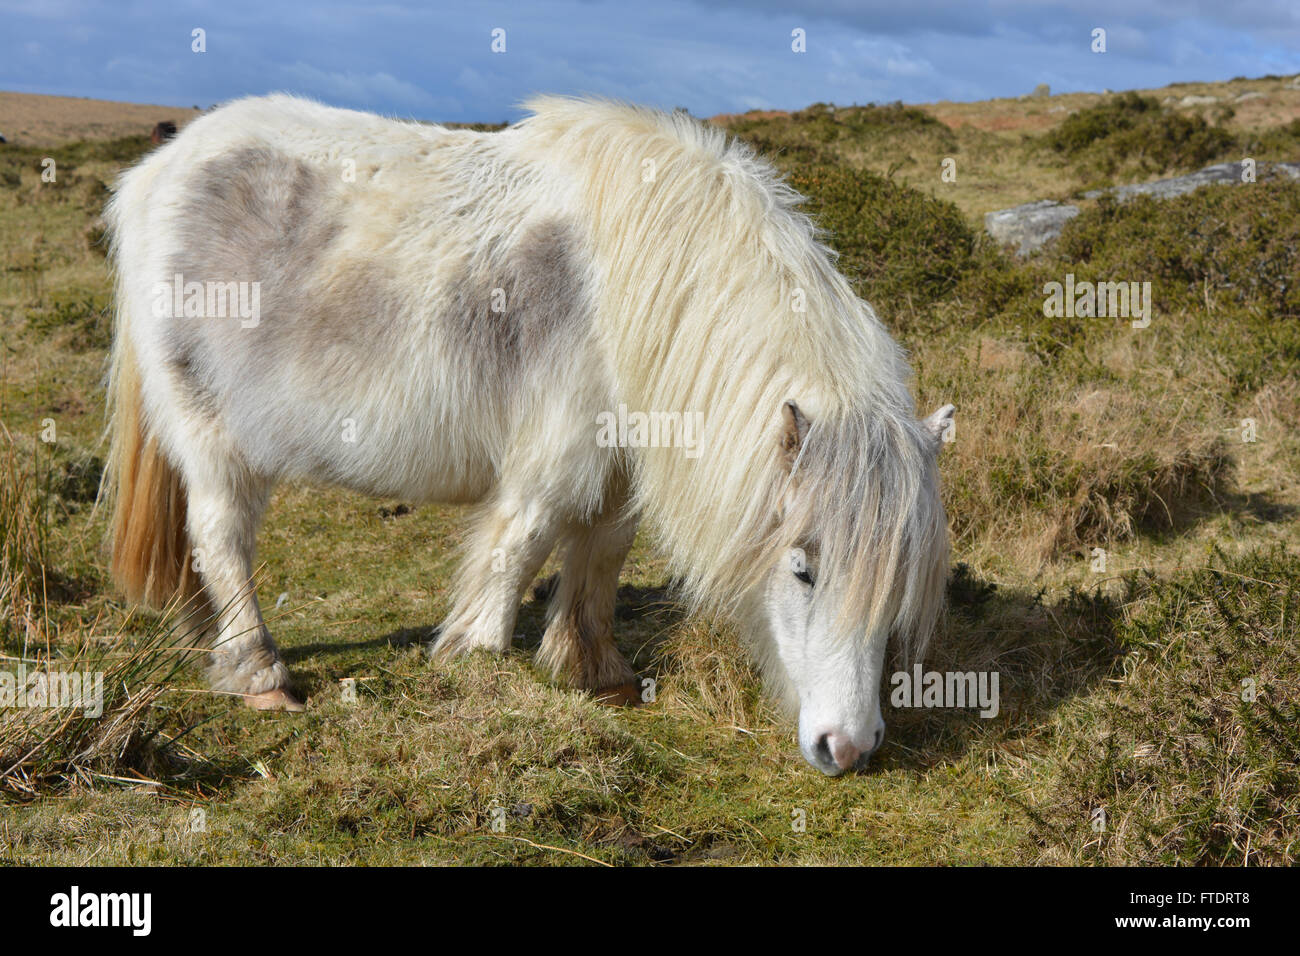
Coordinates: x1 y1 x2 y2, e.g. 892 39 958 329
158 144 595 496
441 218 592 393
162 147 351 429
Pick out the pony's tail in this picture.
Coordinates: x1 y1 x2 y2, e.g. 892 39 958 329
105 334 201 610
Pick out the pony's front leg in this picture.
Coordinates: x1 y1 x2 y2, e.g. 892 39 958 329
430 495 560 660
535 509 638 696
185 473 301 711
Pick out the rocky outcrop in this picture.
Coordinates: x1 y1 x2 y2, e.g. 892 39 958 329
986 160 1300 256
1082 160 1300 202
984 200 1079 256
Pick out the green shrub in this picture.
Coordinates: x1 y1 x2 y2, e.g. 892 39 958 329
1103 113 1235 176
945 179 1300 396
727 101 956 174
0 136 148 207
1046 92 1163 153
1054 180 1300 319
1241 117 1300 159
832 101 950 137
788 162 981 311
1045 93 1235 179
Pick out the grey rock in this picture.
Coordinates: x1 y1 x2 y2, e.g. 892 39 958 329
1080 160 1300 203
984 199 1079 256
1178 94 1219 107
1081 163 1241 201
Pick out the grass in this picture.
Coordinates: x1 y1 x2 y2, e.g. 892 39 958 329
0 76 1297 864
0 426 210 801
1029 547 1300 865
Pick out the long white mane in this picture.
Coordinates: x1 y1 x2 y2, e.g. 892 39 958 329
515 96 949 656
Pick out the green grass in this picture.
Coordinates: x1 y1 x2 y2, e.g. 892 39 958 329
1029 547 1300 865
1 81 1297 865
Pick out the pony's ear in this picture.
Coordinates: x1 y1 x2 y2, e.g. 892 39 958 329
780 400 811 470
922 403 955 452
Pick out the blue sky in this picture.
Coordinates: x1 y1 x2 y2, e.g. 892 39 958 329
3 1 1298 122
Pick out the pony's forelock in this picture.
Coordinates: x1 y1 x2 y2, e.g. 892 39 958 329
785 412 949 660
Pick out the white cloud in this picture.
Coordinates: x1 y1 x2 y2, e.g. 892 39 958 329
278 62 461 114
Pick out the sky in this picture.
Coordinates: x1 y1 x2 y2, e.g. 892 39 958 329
2 1 1298 122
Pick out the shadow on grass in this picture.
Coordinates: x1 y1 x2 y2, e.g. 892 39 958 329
282 627 431 664
305 578 692 664
283 562 1130 781
879 563 1126 773
1219 488 1298 525
1143 484 1299 539
593 563 1133 778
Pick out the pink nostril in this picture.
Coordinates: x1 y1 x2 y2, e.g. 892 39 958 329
823 733 862 771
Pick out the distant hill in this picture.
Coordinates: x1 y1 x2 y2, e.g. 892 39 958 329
708 73 1300 222
5 74 1298 149
708 73 1300 133
0 91 203 146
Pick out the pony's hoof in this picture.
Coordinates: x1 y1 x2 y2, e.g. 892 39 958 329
243 688 306 712
591 682 642 708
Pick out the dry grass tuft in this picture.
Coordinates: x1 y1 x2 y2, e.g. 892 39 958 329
0 620 196 801
649 618 768 728
0 425 205 802
0 423 47 644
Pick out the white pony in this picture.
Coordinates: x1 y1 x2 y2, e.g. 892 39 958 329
104 94 953 775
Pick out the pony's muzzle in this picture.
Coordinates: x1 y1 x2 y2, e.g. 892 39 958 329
807 727 884 776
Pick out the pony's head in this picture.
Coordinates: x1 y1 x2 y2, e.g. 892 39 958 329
761 399 954 775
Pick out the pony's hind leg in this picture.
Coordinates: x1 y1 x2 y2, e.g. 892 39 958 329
535 508 638 696
430 494 561 661
184 468 300 710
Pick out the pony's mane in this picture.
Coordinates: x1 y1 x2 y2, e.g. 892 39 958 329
516 96 949 657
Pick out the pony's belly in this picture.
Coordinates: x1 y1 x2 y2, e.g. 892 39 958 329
285 427 494 505
210 382 498 505
341 448 496 505
337 470 494 507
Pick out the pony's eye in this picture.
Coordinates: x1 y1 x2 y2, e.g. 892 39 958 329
794 568 815 587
